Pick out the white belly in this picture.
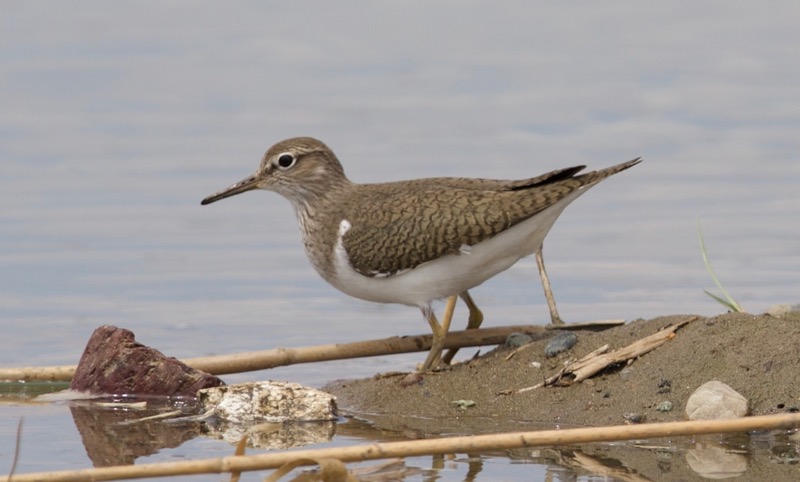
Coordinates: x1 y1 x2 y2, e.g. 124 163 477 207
328 188 586 308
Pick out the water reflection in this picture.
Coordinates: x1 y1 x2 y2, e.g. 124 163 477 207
684 443 747 479
65 397 339 467
69 400 203 467
203 419 336 449
335 417 800 481
4 388 799 480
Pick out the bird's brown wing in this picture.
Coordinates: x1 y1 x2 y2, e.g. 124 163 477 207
340 158 641 277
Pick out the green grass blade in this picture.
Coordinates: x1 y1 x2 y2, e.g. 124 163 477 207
698 221 744 312
703 290 740 312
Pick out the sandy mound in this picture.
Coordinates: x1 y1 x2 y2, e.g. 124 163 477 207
325 312 800 434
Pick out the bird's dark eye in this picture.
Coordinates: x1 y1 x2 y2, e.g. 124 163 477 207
276 153 296 169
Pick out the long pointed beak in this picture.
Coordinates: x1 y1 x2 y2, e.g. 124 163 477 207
201 174 260 205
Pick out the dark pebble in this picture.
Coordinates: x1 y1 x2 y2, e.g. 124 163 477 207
623 412 646 424
505 332 533 348
545 332 578 357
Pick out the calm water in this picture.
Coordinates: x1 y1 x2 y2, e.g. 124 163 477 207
2 3 799 480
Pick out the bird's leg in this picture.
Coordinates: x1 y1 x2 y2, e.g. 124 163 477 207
441 291 484 365
536 244 564 325
459 290 485 330
420 295 458 371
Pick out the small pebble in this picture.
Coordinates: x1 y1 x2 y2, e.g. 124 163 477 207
623 412 646 424
530 361 542 369
656 401 674 412
505 332 533 348
544 332 578 357
451 399 476 410
400 373 423 387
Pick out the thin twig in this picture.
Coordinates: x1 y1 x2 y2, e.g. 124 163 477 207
0 325 549 382
513 316 697 393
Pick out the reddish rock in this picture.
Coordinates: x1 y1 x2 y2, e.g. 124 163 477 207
70 325 224 396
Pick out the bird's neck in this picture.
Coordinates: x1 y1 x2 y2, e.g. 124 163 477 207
289 176 351 241
290 179 353 283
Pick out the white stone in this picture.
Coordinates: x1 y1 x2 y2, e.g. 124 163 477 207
198 381 337 423
685 380 748 420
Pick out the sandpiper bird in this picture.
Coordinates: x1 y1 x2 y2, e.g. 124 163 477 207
202 137 641 370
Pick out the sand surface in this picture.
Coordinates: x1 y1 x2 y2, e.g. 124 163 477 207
326 312 800 434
